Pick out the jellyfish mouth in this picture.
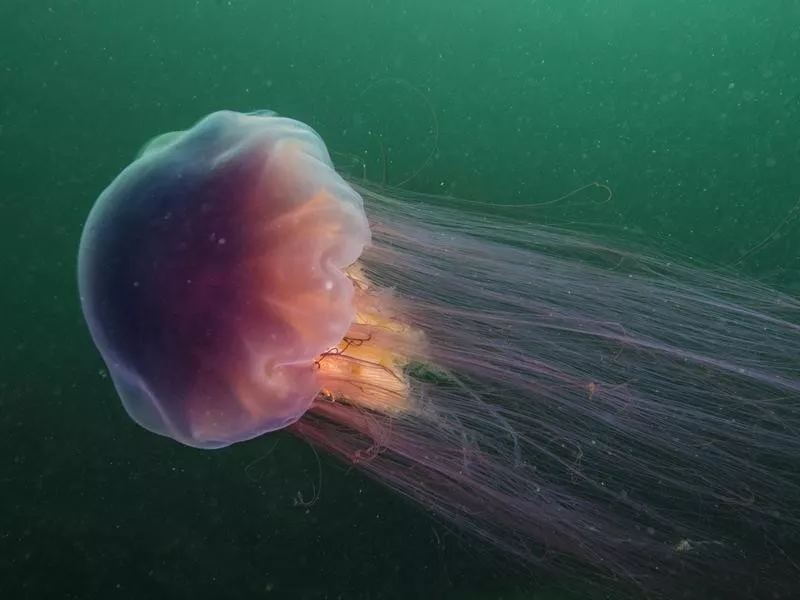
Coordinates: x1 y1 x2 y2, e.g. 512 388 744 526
314 262 427 416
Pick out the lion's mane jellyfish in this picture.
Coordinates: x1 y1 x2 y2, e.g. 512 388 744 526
78 110 800 599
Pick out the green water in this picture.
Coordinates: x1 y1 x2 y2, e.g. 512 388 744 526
1 1 798 599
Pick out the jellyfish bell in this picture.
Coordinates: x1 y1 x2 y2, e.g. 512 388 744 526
77 109 405 449
78 109 800 599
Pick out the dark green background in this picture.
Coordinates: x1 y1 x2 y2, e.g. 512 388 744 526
1 1 798 599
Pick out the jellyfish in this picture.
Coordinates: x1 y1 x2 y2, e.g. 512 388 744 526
78 110 800 599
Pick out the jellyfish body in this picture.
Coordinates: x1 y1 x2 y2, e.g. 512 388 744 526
78 110 374 448
79 110 800 599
